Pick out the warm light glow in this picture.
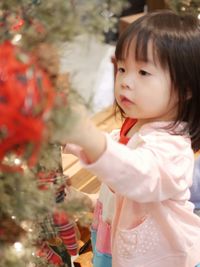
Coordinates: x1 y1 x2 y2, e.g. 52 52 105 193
198 13 200 20
21 221 33 232
14 242 23 253
12 34 22 44
14 158 21 165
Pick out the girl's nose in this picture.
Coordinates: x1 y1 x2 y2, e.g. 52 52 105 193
121 82 130 90
121 75 132 90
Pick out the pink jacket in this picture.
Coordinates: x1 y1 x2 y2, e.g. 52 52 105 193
82 122 200 267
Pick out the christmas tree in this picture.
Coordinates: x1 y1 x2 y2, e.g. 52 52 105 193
0 1 127 266
166 0 200 18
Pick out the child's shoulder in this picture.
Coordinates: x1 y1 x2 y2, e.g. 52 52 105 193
138 121 190 145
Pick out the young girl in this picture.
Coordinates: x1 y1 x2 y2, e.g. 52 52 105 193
63 10 200 267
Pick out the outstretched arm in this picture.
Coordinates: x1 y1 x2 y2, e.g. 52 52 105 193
63 105 106 163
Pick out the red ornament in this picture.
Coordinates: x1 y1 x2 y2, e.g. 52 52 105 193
38 211 79 266
11 17 25 31
53 211 78 256
37 170 69 203
0 41 55 168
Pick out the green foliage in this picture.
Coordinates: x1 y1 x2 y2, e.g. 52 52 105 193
167 0 200 17
0 1 128 266
0 0 128 49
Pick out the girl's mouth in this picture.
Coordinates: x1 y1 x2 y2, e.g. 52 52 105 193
120 95 134 106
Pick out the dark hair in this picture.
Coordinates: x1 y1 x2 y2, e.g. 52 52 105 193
115 10 200 152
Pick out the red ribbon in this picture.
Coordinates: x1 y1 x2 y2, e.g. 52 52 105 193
0 41 55 168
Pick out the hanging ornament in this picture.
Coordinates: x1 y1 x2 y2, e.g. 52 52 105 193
37 170 70 203
38 212 79 266
11 17 25 31
0 41 55 169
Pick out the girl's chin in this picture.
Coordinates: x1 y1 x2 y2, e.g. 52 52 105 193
121 108 138 119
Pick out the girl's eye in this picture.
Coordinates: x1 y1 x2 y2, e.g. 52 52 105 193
117 67 125 73
139 69 150 76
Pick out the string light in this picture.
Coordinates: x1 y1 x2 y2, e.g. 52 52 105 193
14 158 21 165
21 221 33 232
181 6 186 11
13 242 24 253
11 34 22 45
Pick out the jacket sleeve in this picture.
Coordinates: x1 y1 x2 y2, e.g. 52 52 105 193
81 132 194 203
190 155 200 208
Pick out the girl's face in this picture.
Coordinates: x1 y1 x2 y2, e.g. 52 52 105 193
115 42 178 124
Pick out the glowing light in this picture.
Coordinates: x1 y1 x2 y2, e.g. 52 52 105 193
11 215 16 220
11 34 22 44
14 158 21 165
198 14 200 20
14 242 23 253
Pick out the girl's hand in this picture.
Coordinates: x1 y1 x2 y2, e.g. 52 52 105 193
63 143 83 158
62 103 90 144
63 104 106 163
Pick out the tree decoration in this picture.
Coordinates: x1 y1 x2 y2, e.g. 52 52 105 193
0 41 54 169
0 0 128 48
0 0 128 266
37 212 79 267
0 37 81 267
